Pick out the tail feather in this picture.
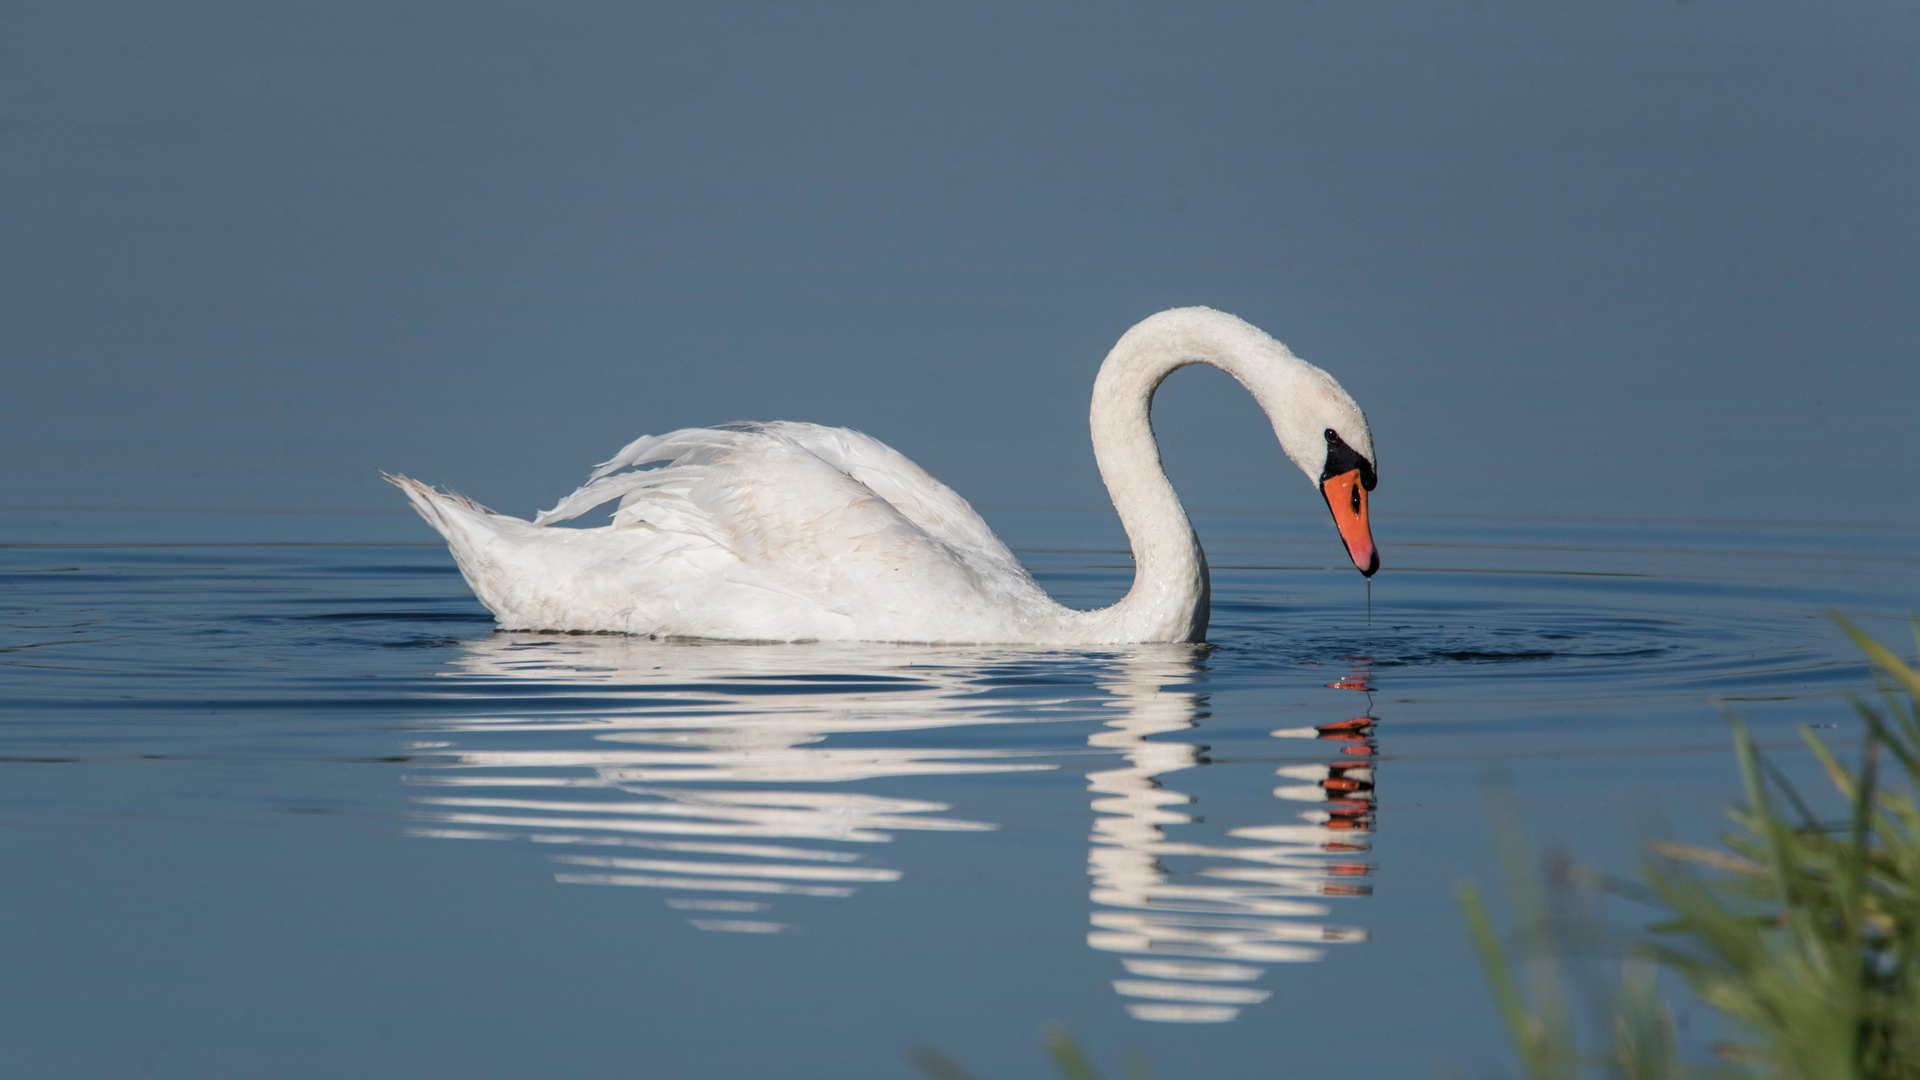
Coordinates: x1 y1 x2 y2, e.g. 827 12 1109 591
384 472 519 539
384 474 552 620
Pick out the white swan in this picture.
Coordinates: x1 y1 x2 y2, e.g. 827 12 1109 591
390 307 1378 644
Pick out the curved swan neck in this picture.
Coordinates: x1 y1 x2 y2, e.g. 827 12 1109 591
1087 328 1208 643
1085 308 1341 643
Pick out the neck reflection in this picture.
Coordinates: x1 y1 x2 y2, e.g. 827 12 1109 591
1086 653 1377 1023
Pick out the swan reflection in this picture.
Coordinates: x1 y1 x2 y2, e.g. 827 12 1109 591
404 634 1082 932
1086 654 1376 1022
401 635 1375 1016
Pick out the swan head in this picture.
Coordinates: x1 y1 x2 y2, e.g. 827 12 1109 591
1183 308 1379 579
1270 367 1375 580
1317 424 1378 578
1100 306 1382 579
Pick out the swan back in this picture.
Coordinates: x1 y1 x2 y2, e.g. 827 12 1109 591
398 423 1061 641
538 422 1033 588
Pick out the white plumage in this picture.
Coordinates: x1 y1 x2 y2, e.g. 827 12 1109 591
391 307 1378 644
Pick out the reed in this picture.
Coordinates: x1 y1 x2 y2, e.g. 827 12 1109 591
910 1025 1147 1080
1462 618 1920 1079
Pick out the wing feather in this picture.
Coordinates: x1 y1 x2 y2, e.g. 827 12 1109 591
395 423 1055 639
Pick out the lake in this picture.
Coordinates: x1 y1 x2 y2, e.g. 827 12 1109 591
5 0 1918 1073
6 509 1915 1079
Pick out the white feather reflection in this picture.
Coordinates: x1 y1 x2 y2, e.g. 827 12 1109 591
1084 653 1376 1023
400 633 1377 1002
404 634 1092 932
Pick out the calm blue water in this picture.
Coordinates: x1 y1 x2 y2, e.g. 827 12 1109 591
5 512 1916 1079
5 0 1917 1074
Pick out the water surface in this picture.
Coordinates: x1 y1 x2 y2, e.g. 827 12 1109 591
3 513 1916 1078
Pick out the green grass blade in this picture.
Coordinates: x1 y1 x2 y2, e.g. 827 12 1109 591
1612 957 1682 1080
1759 749 1823 831
1041 1025 1102 1080
1802 724 1857 802
1457 880 1555 1077
1853 691 1920 782
908 1043 987 1080
1844 736 1880 939
1840 615 1920 698
1728 715 1797 899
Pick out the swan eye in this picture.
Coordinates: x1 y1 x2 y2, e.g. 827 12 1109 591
1324 428 1337 442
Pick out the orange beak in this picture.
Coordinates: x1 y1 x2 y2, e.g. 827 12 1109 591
1320 468 1378 577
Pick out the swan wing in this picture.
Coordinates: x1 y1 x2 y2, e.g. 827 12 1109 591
756 422 1033 585
538 422 1036 591
398 424 1054 639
